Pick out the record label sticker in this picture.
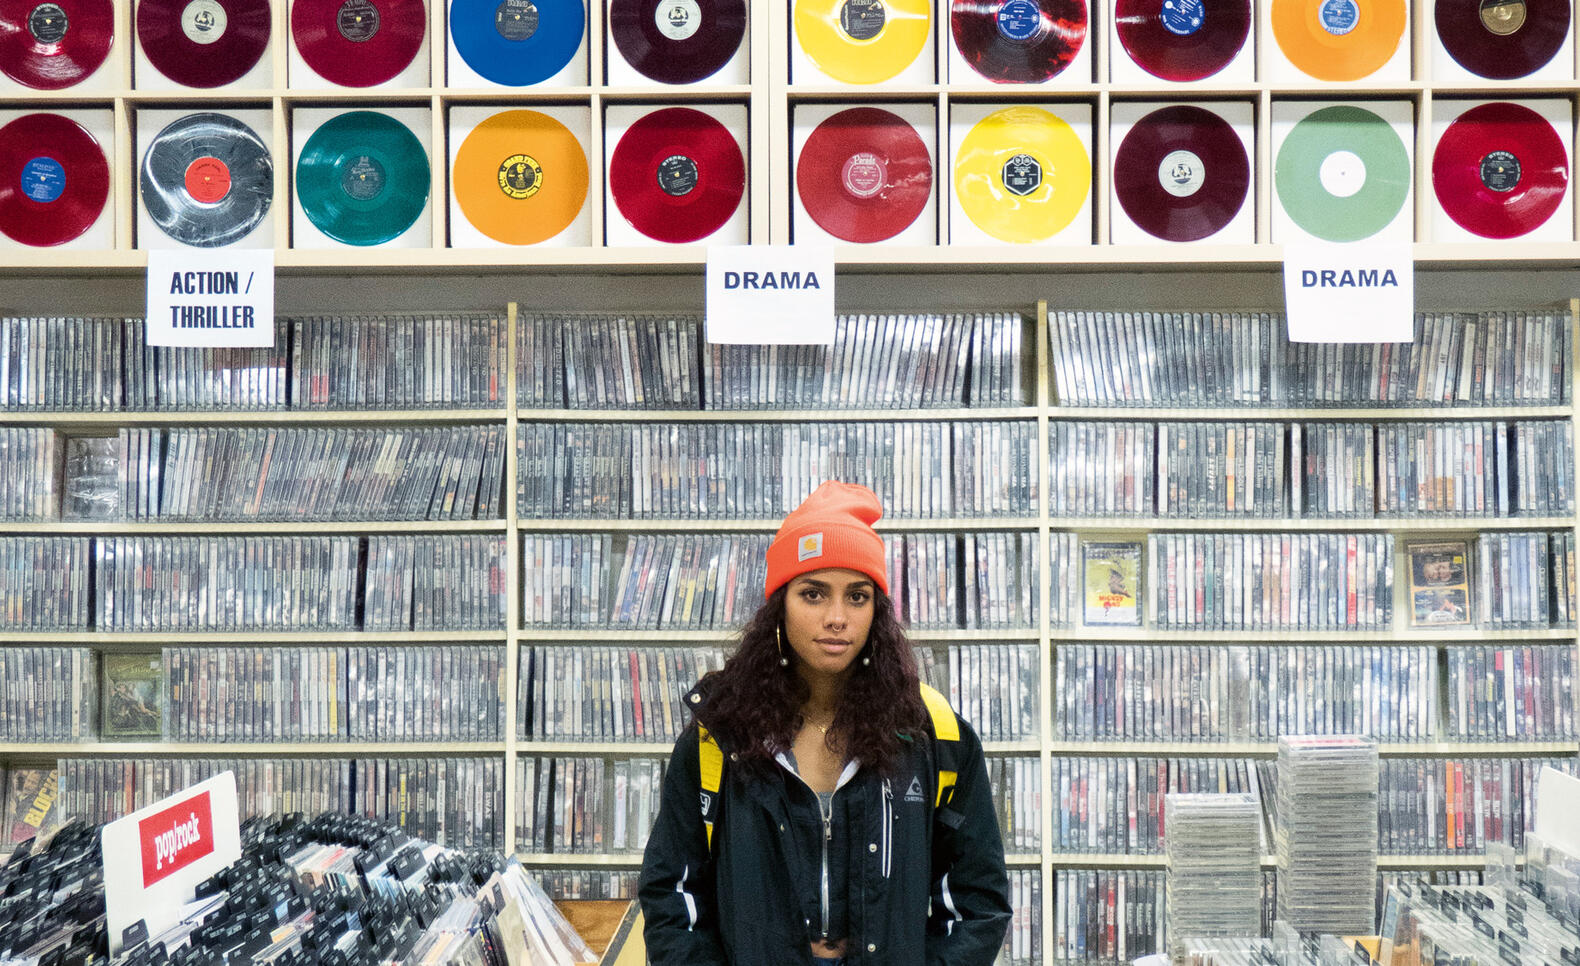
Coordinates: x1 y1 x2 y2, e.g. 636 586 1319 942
181 0 228 43
1318 150 1366 197
655 0 701 39
996 0 1041 40
1480 150 1521 192
183 157 232 203
337 0 380 40
28 3 68 43
342 155 385 200
20 157 64 203
494 0 538 39
841 152 886 198
1002 153 1042 196
656 155 698 196
840 0 885 39
497 154 541 198
1479 0 1525 33
1157 149 1203 198
1317 0 1357 34
1160 0 1204 34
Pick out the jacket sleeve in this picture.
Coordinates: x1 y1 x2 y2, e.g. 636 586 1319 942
638 724 731 966
925 716 1012 966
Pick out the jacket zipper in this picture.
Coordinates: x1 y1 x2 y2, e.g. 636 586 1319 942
880 778 893 878
818 793 833 940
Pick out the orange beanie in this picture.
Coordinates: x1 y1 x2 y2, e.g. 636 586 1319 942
765 481 888 598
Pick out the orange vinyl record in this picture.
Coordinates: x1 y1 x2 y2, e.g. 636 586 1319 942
452 109 586 245
1270 0 1405 80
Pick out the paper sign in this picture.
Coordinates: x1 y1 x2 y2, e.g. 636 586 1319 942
1535 766 1580 859
1282 241 1414 343
146 249 275 347
706 245 835 345
103 771 241 954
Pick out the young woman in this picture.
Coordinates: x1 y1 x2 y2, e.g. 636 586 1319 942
639 481 1011 965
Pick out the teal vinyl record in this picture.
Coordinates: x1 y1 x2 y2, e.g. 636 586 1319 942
1274 104 1410 242
295 110 429 245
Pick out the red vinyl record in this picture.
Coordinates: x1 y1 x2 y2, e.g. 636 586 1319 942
950 0 1087 83
1435 0 1568 79
0 113 109 246
1114 0 1249 80
1433 101 1568 239
1113 104 1248 241
609 0 746 84
136 0 270 87
0 0 114 89
796 107 932 243
609 107 745 243
291 0 425 86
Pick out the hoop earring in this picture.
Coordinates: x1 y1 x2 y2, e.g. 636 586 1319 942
777 626 789 667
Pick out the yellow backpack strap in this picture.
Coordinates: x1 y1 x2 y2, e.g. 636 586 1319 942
698 725 724 849
918 683 960 809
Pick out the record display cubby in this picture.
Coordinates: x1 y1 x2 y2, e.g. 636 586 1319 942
6 0 1580 256
2 261 1579 962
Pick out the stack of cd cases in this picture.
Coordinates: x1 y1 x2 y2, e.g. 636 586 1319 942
1274 735 1380 935
1165 793 1263 956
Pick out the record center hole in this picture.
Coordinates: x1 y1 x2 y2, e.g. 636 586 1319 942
1319 150 1366 198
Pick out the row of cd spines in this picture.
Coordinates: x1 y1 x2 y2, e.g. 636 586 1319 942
40 752 1573 859
4 309 1567 415
5 417 1574 524
7 640 1578 746
49 756 505 850
4 530 1575 631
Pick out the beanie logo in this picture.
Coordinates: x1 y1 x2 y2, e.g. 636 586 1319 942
798 533 824 562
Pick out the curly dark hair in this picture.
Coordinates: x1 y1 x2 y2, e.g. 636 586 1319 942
690 584 930 775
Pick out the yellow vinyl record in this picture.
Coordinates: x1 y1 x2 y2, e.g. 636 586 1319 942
794 0 931 83
453 110 588 246
1270 0 1405 81
955 106 1091 244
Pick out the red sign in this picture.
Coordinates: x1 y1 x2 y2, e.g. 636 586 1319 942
138 791 215 887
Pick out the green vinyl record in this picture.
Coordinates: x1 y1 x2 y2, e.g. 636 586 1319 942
1274 104 1411 243
295 110 430 246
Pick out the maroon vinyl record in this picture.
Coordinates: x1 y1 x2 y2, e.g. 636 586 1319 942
950 0 1087 83
796 107 931 243
1114 0 1249 80
1435 0 1568 79
291 0 424 86
609 0 745 84
0 0 114 89
1113 104 1247 241
0 113 109 246
1432 101 1568 239
136 0 270 87
609 107 745 243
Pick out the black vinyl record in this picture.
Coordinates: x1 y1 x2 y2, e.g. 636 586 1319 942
141 112 272 247
1114 0 1250 80
1435 0 1568 79
1113 103 1248 241
0 0 115 89
609 0 745 83
950 0 1087 82
136 0 271 87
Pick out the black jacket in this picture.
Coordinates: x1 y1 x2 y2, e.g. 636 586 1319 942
638 689 1011 965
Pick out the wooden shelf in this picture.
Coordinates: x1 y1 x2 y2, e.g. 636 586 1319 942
1047 627 1579 642
0 741 505 756
1043 741 1578 756
0 408 506 426
514 627 1039 642
3 520 507 535
0 630 506 644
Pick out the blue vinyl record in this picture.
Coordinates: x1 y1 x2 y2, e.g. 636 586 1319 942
449 0 582 85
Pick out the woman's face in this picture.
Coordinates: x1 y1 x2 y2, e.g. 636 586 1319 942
783 568 875 684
